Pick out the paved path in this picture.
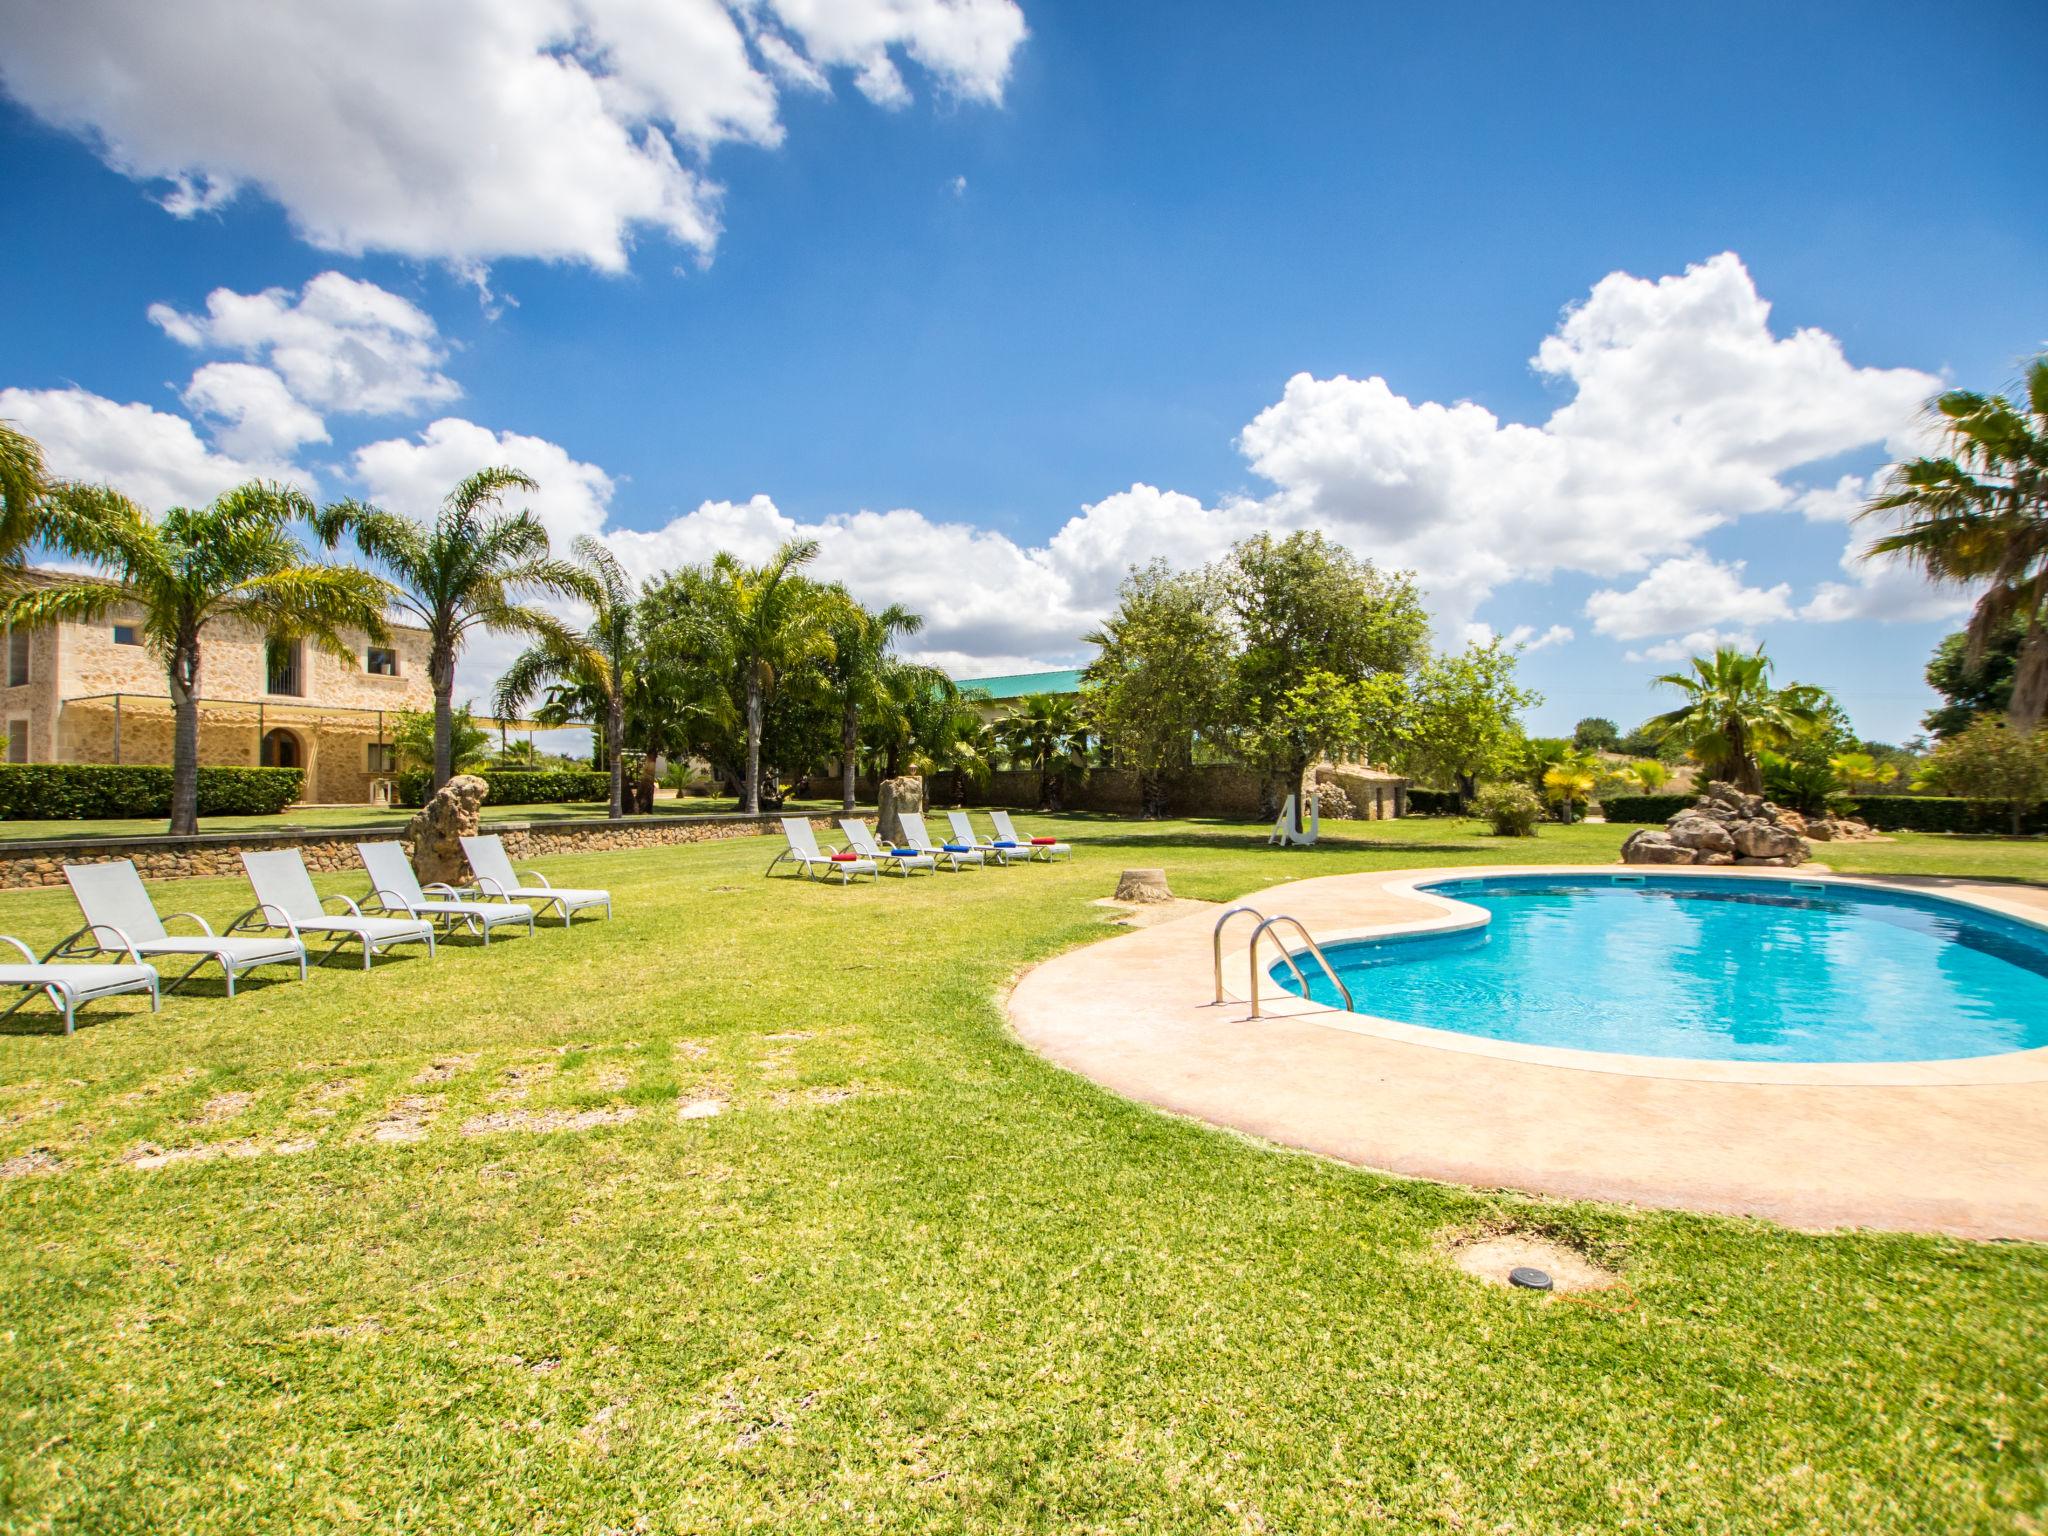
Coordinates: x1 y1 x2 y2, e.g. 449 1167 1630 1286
1008 865 2048 1241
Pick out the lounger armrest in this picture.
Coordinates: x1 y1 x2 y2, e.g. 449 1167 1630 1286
240 903 302 942
472 875 512 899
421 882 462 898
46 922 143 962
367 887 420 916
515 870 553 889
320 893 366 917
161 910 217 937
0 936 36 964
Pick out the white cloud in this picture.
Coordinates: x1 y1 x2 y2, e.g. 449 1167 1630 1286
0 0 1026 273
1625 629 1761 665
180 362 331 459
1585 553 1794 642
351 418 615 550
0 386 308 511
1510 623 1574 652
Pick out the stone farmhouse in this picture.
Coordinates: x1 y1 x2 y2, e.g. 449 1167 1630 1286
1 569 433 805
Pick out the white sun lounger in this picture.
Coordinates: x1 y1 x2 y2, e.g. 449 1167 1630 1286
459 834 613 923
357 841 537 944
56 859 307 997
946 810 1022 865
767 818 877 883
231 849 437 968
1 935 158 1034
839 819 935 875
897 812 983 871
989 810 1070 861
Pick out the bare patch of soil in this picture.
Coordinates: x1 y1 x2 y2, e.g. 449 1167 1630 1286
677 1096 727 1122
459 1106 637 1137
357 1096 439 1145
117 1067 199 1104
673 1039 711 1061
0 1148 62 1179
197 1091 256 1124
490 1063 557 1102
412 1056 474 1085
120 1136 313 1170
1090 895 1219 930
768 1085 862 1110
1442 1227 1620 1294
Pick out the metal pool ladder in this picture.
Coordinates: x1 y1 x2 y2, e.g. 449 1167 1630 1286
1212 905 1354 1018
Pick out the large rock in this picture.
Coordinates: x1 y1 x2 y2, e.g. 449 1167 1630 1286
406 773 488 885
1620 829 1697 864
1621 779 1810 868
876 775 923 846
1733 820 1804 861
1114 867 1173 903
1664 812 1735 855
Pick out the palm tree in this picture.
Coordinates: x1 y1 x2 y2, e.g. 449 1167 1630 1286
819 591 924 813
1541 748 1600 824
1643 647 1824 795
997 692 1088 810
1864 355 2048 729
493 537 633 818
687 539 831 815
4 481 393 834
312 469 590 791
1 421 47 574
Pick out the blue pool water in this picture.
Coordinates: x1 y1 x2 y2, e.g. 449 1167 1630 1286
1272 875 2048 1063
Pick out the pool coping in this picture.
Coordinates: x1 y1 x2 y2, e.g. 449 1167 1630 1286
1227 865 2048 1088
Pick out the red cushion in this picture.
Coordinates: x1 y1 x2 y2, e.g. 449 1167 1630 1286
829 852 859 861
1030 837 1058 845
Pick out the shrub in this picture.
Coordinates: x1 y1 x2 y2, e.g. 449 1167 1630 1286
395 767 612 808
1472 783 1543 837
1404 788 1462 816
1851 795 2048 835
0 764 305 821
1599 793 1695 824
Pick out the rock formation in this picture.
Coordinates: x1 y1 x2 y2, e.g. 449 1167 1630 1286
876 775 923 846
406 773 489 884
1802 813 1881 842
1619 781 1812 867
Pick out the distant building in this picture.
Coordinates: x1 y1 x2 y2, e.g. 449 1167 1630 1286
1 569 433 804
953 668 1083 720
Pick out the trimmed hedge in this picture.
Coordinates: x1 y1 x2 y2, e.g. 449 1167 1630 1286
1849 795 2048 835
1404 788 1463 816
396 767 612 808
1599 793 1696 825
0 764 305 821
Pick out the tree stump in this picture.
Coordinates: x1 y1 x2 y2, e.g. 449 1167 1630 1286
406 773 489 885
1114 868 1172 904
876 775 924 846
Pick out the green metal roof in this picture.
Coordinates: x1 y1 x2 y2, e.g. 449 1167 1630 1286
952 668 1085 701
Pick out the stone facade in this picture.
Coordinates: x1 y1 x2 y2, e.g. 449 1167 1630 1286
0 812 836 891
2 569 433 803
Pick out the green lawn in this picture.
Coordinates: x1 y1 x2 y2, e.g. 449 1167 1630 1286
0 816 2043 1532
0 795 852 844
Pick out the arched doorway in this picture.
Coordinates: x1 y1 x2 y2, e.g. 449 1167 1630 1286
260 727 302 769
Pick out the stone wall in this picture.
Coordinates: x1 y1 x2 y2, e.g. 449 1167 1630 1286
0 811 833 891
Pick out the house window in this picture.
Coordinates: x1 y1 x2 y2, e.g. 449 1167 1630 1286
366 645 399 677
265 639 303 696
113 624 141 646
367 741 396 773
6 626 27 687
5 720 25 763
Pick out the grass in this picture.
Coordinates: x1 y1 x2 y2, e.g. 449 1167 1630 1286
0 795 852 844
0 815 2043 1532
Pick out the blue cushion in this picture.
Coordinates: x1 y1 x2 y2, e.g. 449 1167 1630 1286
943 843 973 853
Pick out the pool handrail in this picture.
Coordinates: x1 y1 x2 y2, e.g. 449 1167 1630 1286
1248 915 1354 1019
1212 905 1268 1003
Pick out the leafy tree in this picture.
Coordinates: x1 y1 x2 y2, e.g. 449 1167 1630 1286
1081 562 1231 817
1 420 47 573
1400 640 1540 805
997 692 1089 810
1864 355 2048 729
1571 716 1619 752
1914 717 2048 834
819 590 924 813
1616 723 1682 762
313 469 589 791
1217 531 1429 827
1922 618 2027 738
8 482 392 834
1641 647 1826 795
493 537 638 818
393 705 490 775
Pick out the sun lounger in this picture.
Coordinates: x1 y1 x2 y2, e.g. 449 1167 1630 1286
840 819 936 875
897 812 983 871
1 935 158 1034
458 835 613 923
945 810 1022 865
989 810 1070 861
357 841 536 944
767 818 878 883
231 849 437 968
56 859 307 996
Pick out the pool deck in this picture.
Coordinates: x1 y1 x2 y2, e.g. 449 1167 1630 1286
1007 865 2048 1242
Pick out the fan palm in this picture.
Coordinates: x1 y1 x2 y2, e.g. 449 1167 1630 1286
3 481 393 834
1643 647 1824 795
1 421 48 575
997 692 1088 810
493 537 634 818
1540 749 1600 824
1863 355 2048 729
819 591 925 812
312 469 591 791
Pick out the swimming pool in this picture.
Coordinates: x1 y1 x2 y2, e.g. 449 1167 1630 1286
1270 874 2048 1064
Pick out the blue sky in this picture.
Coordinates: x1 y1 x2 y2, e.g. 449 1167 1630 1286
3 0 2044 742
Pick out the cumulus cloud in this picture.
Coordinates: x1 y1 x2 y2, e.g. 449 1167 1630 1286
1625 629 1762 665
179 363 331 459
0 386 308 511
1509 623 1574 652
352 418 616 550
150 272 459 417
1585 553 1794 642
0 0 1027 272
